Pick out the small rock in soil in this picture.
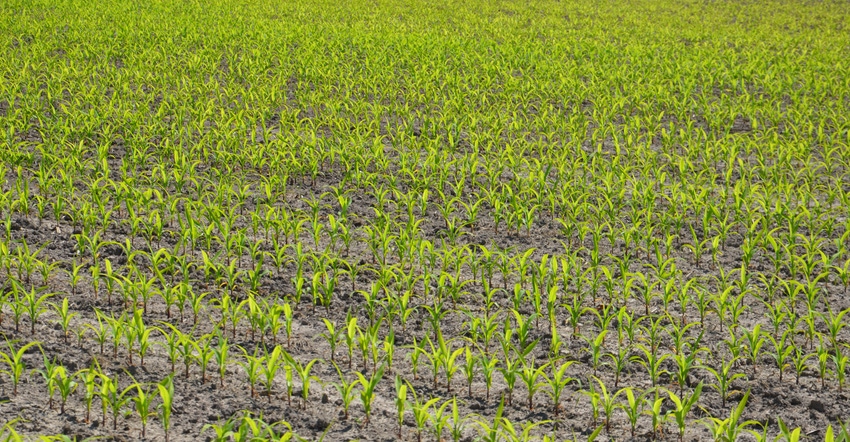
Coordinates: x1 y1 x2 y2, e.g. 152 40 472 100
311 418 329 431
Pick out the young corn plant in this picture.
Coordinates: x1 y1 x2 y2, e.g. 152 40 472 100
355 366 384 427
439 335 465 393
790 344 813 386
644 388 668 439
478 351 499 402
238 345 264 398
471 396 511 442
583 330 608 377
23 286 52 335
285 352 321 409
672 348 704 396
321 318 343 362
408 383 441 442
261 346 284 403
767 330 794 383
588 377 622 434
102 374 135 431
344 314 358 370
703 357 747 408
35 355 63 410
833 345 849 392
701 390 758 442
49 363 78 414
77 360 103 423
632 343 670 388
617 386 647 438
605 344 632 388
213 333 230 387
133 310 155 367
518 359 550 411
394 376 407 438
130 381 156 438
50 297 77 345
332 362 359 420
666 383 703 442
1 340 40 396
195 332 217 384
817 338 831 390
429 398 456 442
461 346 476 398
498 354 521 407
742 324 766 377
775 418 803 442
157 374 175 442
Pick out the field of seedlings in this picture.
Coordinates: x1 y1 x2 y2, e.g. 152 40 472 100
2 0 850 440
